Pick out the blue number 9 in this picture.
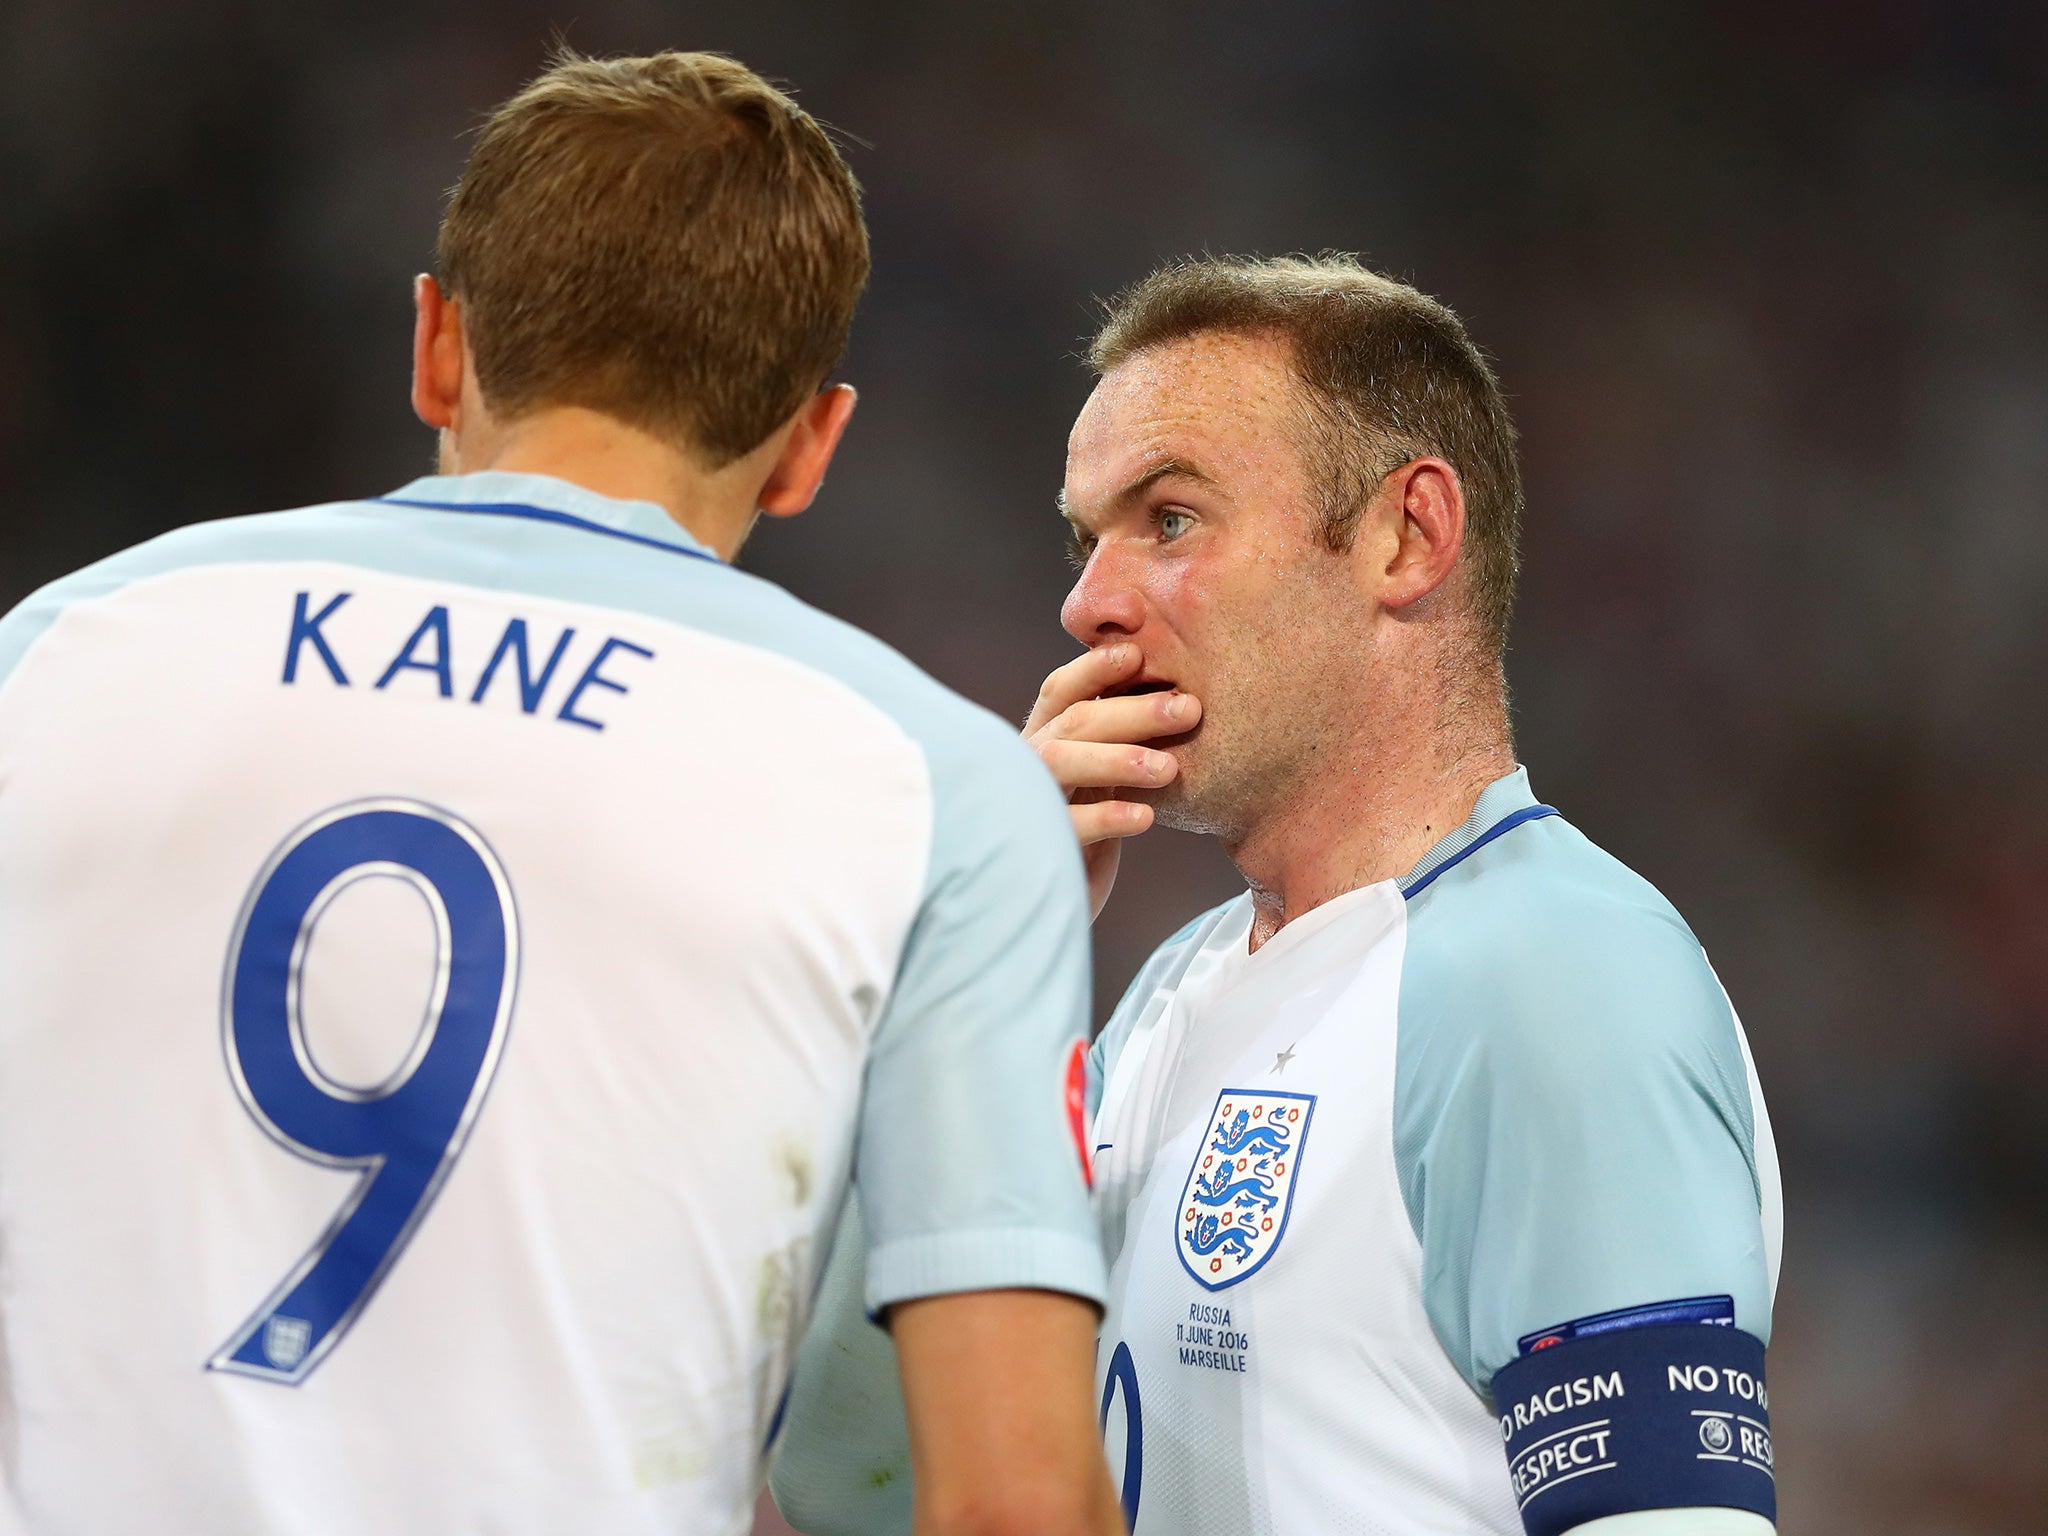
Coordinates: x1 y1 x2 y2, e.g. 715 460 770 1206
209 798 518 1384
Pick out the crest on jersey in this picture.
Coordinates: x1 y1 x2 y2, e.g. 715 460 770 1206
1176 1089 1315 1290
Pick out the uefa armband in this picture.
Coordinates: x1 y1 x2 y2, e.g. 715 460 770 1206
1491 1297 1774 1536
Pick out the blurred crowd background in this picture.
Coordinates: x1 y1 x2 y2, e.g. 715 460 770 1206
4 2 2044 1529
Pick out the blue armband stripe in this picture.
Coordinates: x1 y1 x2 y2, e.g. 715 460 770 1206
1517 1293 1734 1354
1492 1323 1774 1536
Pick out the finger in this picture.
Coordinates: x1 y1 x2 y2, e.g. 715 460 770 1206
1038 739 1178 793
1039 689 1199 746
1070 798 1154 846
1024 644 1141 737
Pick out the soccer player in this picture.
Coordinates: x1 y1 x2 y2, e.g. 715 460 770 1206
773 256 1782 1536
0 52 1121 1536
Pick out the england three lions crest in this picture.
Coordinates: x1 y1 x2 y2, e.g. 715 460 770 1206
1176 1089 1316 1290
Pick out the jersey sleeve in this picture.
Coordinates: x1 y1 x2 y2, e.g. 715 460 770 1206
771 885 1222 1533
769 725 1094 1534
769 1203 913 1536
854 709 1104 1314
1392 862 1774 1399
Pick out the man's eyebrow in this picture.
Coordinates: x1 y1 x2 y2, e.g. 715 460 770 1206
1118 456 1220 500
1058 457 1219 527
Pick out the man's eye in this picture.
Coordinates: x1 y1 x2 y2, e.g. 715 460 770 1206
1158 510 1194 542
1065 529 1098 569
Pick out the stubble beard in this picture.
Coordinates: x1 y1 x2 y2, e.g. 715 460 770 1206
1144 625 1360 847
1140 756 1238 838
1140 707 1305 844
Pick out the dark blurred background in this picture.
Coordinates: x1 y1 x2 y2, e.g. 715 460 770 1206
4 2 2045 1529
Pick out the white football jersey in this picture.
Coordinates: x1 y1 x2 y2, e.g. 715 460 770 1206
1087 769 1781 1533
774 769 1781 1536
0 472 1102 1536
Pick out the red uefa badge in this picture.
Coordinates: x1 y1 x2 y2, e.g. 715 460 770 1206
1065 1039 1092 1188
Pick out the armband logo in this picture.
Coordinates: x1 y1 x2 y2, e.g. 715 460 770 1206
1065 1040 1093 1188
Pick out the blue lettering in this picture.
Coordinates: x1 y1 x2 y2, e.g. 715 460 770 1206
557 637 654 731
283 591 351 686
470 619 576 714
376 607 455 697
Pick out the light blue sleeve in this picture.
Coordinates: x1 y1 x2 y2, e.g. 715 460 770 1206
769 1203 913 1536
1393 819 1772 1399
854 709 1104 1314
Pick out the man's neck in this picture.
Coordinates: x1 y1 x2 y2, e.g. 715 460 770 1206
1228 669 1514 951
442 406 763 560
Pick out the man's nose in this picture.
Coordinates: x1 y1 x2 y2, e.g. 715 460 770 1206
1061 547 1147 644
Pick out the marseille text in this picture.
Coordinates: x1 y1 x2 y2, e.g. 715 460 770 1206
1177 1301 1252 1374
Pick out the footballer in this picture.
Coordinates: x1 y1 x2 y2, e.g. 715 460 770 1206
0 51 1121 1536
775 256 1781 1536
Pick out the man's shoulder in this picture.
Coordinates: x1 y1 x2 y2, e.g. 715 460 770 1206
1394 809 1776 1388
1404 808 1712 998
0 505 361 690
1397 808 1736 1078
0 497 1016 776
1153 898 1243 964
1092 897 1245 1078
1127 898 1243 1005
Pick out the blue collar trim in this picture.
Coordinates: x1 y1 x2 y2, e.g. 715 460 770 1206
1402 804 1560 901
376 497 722 565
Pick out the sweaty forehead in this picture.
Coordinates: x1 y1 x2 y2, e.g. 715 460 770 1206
1066 330 1306 507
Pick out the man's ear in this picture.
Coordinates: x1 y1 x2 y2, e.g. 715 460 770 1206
1374 456 1466 612
410 274 467 431
757 385 858 518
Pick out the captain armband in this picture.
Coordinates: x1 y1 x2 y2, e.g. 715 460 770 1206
1490 1296 1774 1536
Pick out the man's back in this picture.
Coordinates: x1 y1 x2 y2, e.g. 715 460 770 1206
0 471 1098 1534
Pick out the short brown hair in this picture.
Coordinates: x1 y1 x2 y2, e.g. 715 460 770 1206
438 50 869 466
1090 254 1522 655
